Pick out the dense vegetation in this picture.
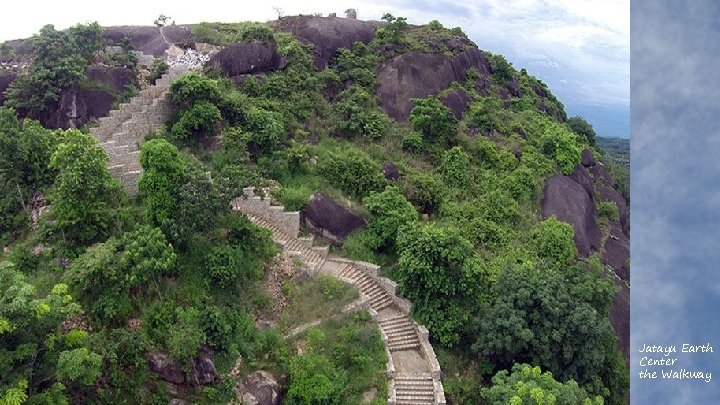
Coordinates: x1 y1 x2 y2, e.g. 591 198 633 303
0 15 628 404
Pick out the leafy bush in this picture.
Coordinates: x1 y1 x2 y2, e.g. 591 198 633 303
171 101 222 140
466 97 506 134
481 363 603 404
363 186 417 250
409 96 458 144
529 217 577 265
566 116 597 146
332 86 388 139
49 130 122 244
396 222 474 346
597 200 620 222
406 173 444 213
139 139 185 226
244 107 285 156
440 146 471 189
55 348 102 386
148 59 169 84
167 306 206 362
401 131 424 153
169 73 221 108
278 185 312 211
319 148 386 199
539 122 581 175
286 352 347 405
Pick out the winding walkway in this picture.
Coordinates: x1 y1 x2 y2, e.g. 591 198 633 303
232 187 446 405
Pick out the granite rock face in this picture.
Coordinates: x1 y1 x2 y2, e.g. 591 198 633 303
304 192 367 244
272 16 376 69
376 49 490 120
234 371 281 405
206 40 286 76
104 25 192 57
541 174 602 257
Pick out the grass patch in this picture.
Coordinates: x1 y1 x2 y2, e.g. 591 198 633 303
288 312 388 404
279 274 359 332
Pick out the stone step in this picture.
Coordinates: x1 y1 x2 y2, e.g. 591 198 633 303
385 326 417 338
395 374 433 382
297 235 314 247
381 318 414 330
388 336 420 348
395 394 435 403
370 295 393 311
379 315 410 327
394 381 434 390
108 151 141 166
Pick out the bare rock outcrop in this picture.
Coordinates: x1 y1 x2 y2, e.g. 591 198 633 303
541 174 602 257
148 352 185 385
104 25 192 57
376 49 490 120
440 87 473 119
206 39 286 77
272 16 376 69
303 192 367 244
234 371 281 405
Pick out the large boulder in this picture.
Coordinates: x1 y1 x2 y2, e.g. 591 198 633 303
38 85 115 129
580 148 596 167
104 25 192 58
272 16 376 69
376 49 490 121
235 371 281 405
303 192 367 244
602 223 630 281
148 352 185 384
0 73 17 105
541 174 602 257
569 164 594 197
85 65 134 92
189 346 217 385
206 40 285 76
439 87 473 119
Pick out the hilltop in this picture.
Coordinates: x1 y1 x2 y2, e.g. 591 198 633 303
0 14 629 404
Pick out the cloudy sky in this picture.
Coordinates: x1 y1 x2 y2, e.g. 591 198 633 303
0 0 629 138
633 0 720 402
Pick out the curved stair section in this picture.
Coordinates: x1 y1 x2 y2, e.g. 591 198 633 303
231 187 446 405
90 66 188 195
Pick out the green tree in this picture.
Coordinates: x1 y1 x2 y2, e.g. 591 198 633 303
171 101 222 140
121 225 176 292
55 348 102 386
5 23 104 116
566 116 597 146
319 148 386 199
363 186 417 251
440 146 471 189
396 223 475 346
406 173 444 214
529 217 577 265
481 363 604 404
472 261 625 400
332 85 387 139
139 139 185 226
167 307 206 363
169 73 221 108
286 351 347 405
49 130 121 244
409 96 457 144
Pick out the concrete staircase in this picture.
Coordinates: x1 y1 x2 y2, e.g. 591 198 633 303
394 373 436 405
338 263 394 312
231 186 446 405
90 66 188 195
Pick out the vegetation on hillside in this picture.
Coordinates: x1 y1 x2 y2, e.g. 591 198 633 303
0 15 628 404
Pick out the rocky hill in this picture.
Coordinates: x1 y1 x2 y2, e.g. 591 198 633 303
0 14 629 404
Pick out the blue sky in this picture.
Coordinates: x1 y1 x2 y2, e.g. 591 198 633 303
0 0 629 138
633 0 720 402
